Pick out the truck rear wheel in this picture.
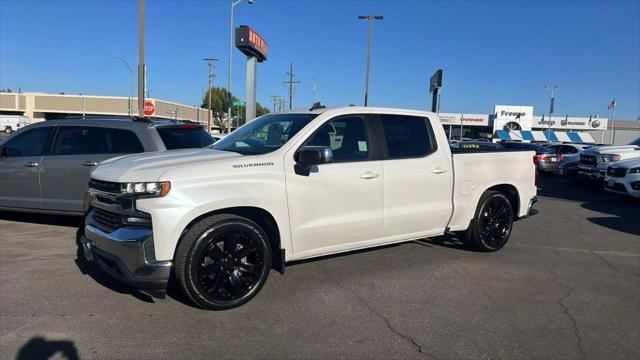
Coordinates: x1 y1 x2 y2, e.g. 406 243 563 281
174 214 272 310
4 127 12 134
461 190 514 252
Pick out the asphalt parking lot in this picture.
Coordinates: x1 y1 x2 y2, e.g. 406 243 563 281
1 177 638 360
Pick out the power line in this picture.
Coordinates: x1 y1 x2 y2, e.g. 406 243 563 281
282 62 301 109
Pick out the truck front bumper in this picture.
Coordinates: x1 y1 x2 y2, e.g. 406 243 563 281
578 165 605 181
81 210 171 292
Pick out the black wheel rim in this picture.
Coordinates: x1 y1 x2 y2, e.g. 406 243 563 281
193 226 266 303
478 197 513 249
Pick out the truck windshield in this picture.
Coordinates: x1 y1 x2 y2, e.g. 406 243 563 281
213 113 318 155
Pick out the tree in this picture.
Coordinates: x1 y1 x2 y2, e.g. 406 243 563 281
0 88 12 93
201 86 269 130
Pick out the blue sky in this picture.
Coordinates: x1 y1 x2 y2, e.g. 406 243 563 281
1 0 638 120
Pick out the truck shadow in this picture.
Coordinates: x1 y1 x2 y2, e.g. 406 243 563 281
538 177 640 236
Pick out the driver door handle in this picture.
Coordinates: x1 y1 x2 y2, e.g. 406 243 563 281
24 162 39 167
360 172 380 179
82 161 99 167
431 168 448 174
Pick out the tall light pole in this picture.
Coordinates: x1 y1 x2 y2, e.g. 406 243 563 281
311 78 318 103
228 0 254 133
114 56 134 116
358 15 383 107
545 85 558 136
138 0 145 117
203 58 218 132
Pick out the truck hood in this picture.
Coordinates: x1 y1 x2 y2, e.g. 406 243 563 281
609 158 640 170
92 148 242 182
584 145 639 155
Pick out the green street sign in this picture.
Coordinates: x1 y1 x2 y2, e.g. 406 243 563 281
233 101 246 107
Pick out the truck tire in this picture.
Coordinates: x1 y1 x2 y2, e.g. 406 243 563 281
461 190 514 252
4 127 12 134
174 214 272 310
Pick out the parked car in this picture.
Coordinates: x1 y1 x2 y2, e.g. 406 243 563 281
500 141 561 174
604 158 640 198
451 140 504 151
0 118 214 215
559 159 580 179
81 106 538 310
0 115 31 134
578 137 640 184
546 143 591 163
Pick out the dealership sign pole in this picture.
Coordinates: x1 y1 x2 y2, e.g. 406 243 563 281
429 69 443 113
235 25 267 124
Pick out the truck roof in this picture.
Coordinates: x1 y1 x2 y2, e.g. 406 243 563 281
274 106 437 117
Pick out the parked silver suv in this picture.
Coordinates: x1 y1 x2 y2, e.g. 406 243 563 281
0 117 214 215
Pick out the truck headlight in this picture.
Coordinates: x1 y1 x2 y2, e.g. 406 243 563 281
122 181 171 197
600 154 621 163
628 167 640 174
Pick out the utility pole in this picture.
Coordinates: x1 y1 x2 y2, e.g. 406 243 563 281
270 96 280 112
282 63 300 109
138 0 145 117
358 15 383 106
203 58 218 132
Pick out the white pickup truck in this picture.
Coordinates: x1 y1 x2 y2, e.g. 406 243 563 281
81 106 537 310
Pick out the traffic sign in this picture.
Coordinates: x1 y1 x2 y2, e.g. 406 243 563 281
143 100 155 116
233 101 246 107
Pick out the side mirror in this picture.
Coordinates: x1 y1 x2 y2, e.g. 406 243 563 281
294 146 333 176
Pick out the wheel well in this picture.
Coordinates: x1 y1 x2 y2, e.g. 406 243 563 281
177 206 284 274
487 184 520 215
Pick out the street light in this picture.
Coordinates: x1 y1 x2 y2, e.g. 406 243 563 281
114 56 134 116
358 15 383 107
545 85 558 136
228 0 254 133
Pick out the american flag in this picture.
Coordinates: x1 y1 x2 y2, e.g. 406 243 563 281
608 99 616 110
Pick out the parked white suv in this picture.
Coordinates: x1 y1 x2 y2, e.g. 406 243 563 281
81 107 537 310
604 158 640 198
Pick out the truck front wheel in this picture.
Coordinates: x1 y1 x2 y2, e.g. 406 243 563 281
461 190 514 252
174 214 272 310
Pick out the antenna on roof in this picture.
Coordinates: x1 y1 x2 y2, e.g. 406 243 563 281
309 102 326 111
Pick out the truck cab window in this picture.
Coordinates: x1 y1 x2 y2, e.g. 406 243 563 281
305 116 369 162
380 115 434 159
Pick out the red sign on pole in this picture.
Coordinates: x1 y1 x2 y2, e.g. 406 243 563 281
143 100 155 117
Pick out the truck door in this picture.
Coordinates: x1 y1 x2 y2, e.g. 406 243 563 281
284 114 384 256
0 126 54 209
377 114 453 237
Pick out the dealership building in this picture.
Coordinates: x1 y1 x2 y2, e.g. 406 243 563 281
437 105 639 144
0 92 209 124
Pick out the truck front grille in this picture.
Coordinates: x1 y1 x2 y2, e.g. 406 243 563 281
93 208 123 229
89 179 122 194
580 155 597 166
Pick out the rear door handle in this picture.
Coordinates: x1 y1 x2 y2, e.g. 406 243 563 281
82 161 98 167
24 162 39 167
431 168 448 174
360 172 380 179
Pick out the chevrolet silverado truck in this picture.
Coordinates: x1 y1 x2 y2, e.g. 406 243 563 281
81 106 538 310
